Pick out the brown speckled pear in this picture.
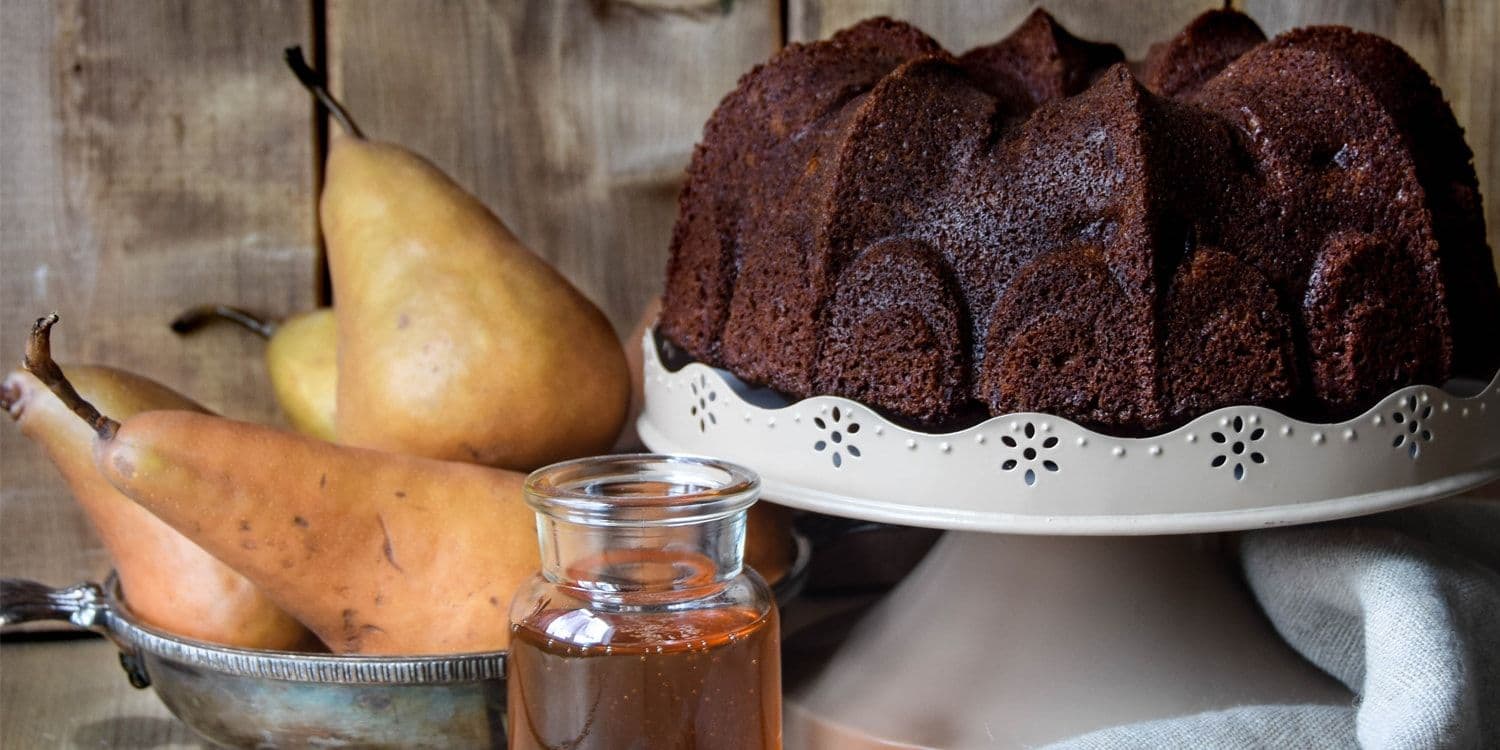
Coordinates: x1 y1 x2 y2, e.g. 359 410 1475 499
97 411 537 654
3 345 314 650
286 49 628 470
25 315 537 655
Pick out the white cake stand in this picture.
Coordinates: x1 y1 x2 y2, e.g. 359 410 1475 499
637 330 1500 748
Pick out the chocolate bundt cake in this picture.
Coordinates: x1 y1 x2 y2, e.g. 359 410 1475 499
658 9 1499 433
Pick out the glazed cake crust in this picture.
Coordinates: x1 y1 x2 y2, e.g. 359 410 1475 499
659 9 1499 434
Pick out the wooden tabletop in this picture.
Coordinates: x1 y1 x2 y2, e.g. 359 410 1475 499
0 590 877 748
0 637 203 748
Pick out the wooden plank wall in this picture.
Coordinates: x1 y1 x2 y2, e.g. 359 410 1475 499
2 0 1496 592
1 0 319 587
324 0 778 329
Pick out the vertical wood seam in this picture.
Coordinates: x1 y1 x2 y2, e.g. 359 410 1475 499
776 0 788 50
311 0 331 306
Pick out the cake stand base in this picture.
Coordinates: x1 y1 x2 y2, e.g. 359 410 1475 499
784 531 1351 749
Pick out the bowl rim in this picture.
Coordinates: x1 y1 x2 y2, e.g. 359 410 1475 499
100 575 509 685
97 529 810 686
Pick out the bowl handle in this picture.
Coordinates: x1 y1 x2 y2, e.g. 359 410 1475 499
0 578 108 631
0 578 151 688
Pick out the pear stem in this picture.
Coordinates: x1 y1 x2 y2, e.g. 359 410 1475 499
284 46 364 139
23 314 120 441
170 304 278 340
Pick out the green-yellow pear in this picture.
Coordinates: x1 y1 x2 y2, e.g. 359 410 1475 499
2 342 315 650
265 310 338 441
172 305 338 442
287 49 629 470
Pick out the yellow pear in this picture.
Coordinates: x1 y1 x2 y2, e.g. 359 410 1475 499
172 305 338 442
264 309 338 441
287 49 629 470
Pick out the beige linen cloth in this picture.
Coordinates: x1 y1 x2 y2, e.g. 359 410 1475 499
1048 490 1500 750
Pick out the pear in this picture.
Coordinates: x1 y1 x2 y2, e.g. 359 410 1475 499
172 305 338 441
286 49 629 470
25 315 534 654
2 345 314 650
265 310 338 441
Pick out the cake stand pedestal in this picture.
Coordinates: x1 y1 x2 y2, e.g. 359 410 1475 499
782 532 1349 748
638 331 1500 748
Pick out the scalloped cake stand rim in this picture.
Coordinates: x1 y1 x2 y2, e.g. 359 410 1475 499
638 417 1500 535
638 329 1500 535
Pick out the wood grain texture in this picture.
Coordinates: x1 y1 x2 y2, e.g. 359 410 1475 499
0 638 203 748
787 0 1207 56
0 0 319 588
788 0 1499 262
324 0 780 333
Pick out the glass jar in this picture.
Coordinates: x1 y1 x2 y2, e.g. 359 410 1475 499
507 454 781 750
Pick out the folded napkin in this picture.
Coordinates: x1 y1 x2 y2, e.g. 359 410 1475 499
1049 490 1500 750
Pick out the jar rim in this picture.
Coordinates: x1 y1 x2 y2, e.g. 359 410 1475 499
524 454 760 527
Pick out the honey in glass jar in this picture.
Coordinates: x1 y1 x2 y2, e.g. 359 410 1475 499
508 455 781 750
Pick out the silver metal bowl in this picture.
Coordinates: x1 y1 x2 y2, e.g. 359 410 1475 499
1 576 508 748
0 534 810 748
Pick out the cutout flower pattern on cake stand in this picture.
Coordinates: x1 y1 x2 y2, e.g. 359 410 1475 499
689 373 717 432
1390 395 1434 459
812 406 861 468
1000 422 1060 487
1210 415 1265 481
